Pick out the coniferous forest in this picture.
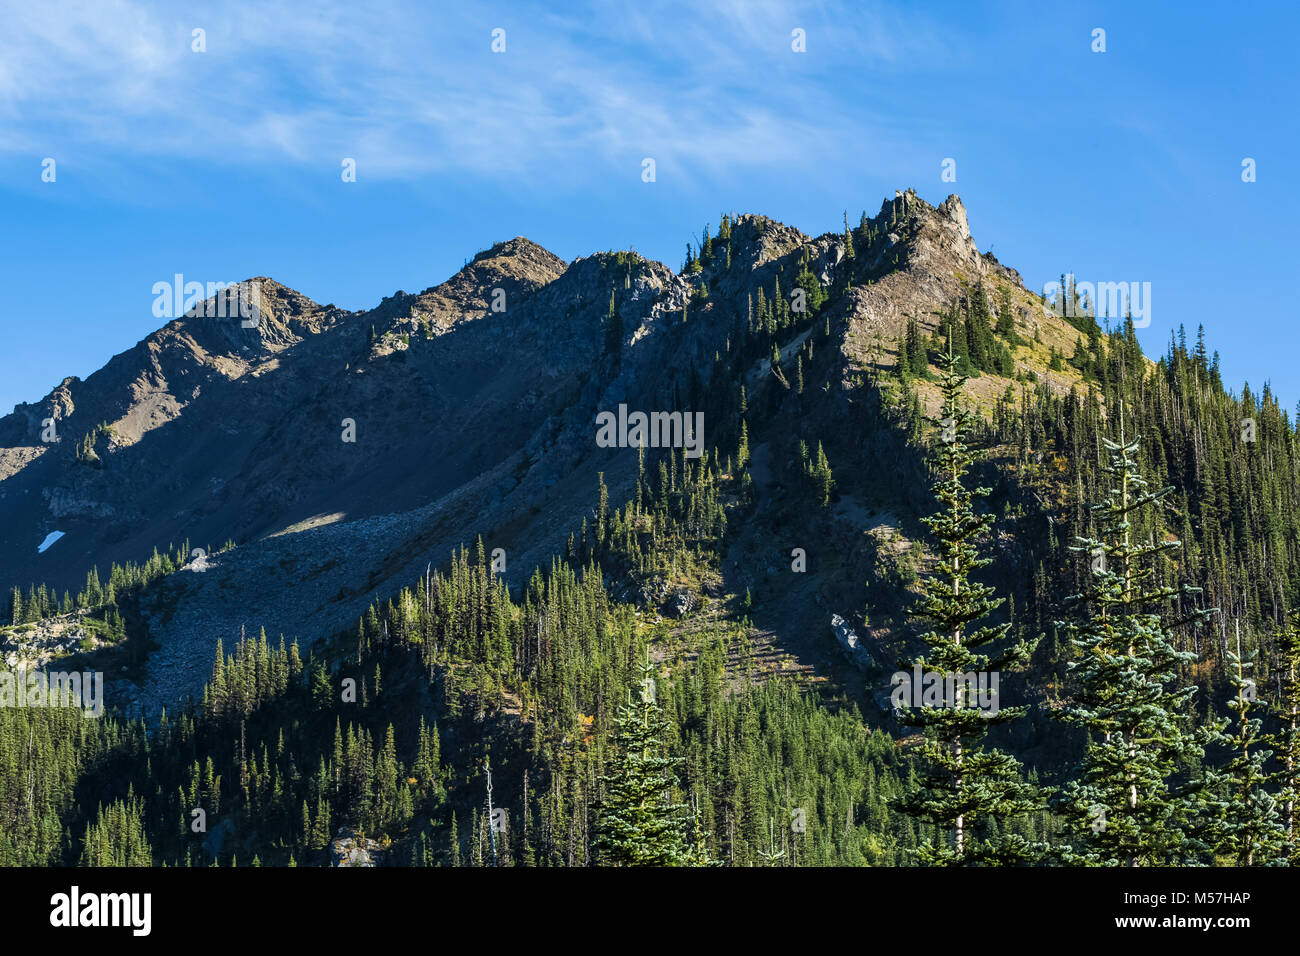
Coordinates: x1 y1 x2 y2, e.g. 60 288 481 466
8 10 1298 947
4 205 1299 872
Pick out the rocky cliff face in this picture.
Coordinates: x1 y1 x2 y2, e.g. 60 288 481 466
0 190 1090 715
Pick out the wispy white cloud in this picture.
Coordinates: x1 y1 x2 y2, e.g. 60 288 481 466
0 0 948 186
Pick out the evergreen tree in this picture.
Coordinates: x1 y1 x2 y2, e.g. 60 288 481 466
995 284 1019 344
792 252 826 314
604 289 622 359
904 317 929 378
895 346 1044 864
1270 614 1300 862
449 812 461 867
594 656 689 866
596 472 609 552
813 442 834 507
1052 404 1216 865
1211 631 1286 864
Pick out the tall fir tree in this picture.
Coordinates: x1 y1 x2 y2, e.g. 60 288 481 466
813 442 834 507
1052 403 1217 865
1210 630 1286 864
895 346 1045 865
594 655 689 866
1270 614 1300 862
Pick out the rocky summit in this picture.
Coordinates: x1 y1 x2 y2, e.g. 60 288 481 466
2 190 1056 715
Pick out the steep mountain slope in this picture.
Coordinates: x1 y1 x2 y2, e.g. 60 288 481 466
8 191 1298 870
1 190 1103 715
0 244 565 585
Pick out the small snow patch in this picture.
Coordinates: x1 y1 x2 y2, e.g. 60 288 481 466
38 531 66 554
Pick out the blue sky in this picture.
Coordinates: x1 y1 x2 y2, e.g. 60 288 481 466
2 0 1297 415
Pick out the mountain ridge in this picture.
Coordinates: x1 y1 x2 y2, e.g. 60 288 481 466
1 189 1119 716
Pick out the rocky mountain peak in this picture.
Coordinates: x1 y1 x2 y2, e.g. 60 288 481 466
469 236 566 273
936 194 971 240
366 236 568 337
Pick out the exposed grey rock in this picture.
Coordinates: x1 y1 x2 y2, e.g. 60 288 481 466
330 827 384 867
668 588 700 618
831 613 872 670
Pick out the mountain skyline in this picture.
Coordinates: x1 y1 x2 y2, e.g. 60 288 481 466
2 0 1297 416
4 1 1300 893
5 181 1297 874
0 184 1281 721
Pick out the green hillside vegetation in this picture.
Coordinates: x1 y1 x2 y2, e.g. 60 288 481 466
4 208 1299 867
